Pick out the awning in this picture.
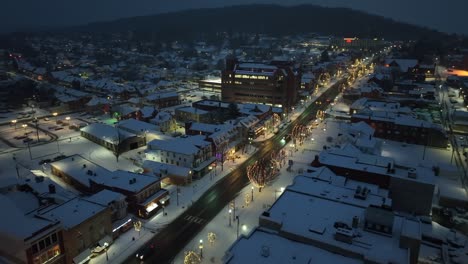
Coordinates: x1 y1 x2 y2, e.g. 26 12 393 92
98 235 113 247
160 195 170 203
140 189 169 207
192 157 217 172
73 248 91 264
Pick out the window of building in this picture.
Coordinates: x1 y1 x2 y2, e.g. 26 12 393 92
39 240 45 251
51 233 57 243
32 244 38 254
45 237 51 247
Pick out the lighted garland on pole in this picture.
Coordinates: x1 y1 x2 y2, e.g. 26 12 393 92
246 158 279 192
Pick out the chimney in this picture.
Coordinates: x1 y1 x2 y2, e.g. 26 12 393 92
352 216 359 228
311 155 320 167
48 184 56 194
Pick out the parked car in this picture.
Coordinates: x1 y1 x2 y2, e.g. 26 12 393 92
135 243 155 261
54 127 63 131
23 138 33 143
14 135 27 140
53 155 67 161
38 159 52 165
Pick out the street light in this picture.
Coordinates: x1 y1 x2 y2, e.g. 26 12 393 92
199 239 204 259
104 242 109 261
11 119 17 130
161 200 165 216
251 186 254 202
228 209 232 227
236 216 240 238
65 116 70 122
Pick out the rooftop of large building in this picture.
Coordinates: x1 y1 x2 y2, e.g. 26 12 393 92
260 176 411 263
50 155 160 193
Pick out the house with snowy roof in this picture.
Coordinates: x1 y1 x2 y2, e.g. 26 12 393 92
185 122 241 165
149 111 177 132
144 91 180 108
146 135 215 178
175 106 210 124
50 155 168 219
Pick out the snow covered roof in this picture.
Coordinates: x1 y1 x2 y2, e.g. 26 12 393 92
176 106 209 115
0 194 58 240
384 59 418 72
50 155 160 193
239 115 259 128
147 135 210 155
86 96 109 106
145 91 179 101
318 147 435 184
80 123 136 144
262 180 409 263
117 118 158 135
239 103 271 116
84 189 125 206
142 160 192 178
225 228 361 264
38 197 107 229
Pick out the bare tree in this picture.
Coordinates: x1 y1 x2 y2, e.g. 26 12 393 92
113 128 123 162
247 158 279 192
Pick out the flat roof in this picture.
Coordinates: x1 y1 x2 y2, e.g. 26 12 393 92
38 197 107 229
0 194 56 240
50 155 160 193
319 148 435 185
225 228 361 264
80 123 136 144
264 176 409 264
117 118 158 134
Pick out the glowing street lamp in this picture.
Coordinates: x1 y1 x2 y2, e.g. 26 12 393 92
228 209 232 227
65 116 70 122
251 186 254 202
199 239 204 259
11 119 17 130
161 200 165 216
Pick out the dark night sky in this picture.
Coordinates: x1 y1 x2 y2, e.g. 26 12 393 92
2 0 466 35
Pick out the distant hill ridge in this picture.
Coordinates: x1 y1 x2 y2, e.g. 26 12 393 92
74 4 446 41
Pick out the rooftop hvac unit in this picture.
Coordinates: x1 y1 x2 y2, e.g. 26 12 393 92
408 168 417 179
334 228 353 244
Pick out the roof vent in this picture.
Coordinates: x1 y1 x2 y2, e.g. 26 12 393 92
260 245 270 258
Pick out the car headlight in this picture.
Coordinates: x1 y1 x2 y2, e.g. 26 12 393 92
136 254 139 258
140 255 144 260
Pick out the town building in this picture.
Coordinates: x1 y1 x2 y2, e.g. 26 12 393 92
146 135 215 178
351 108 448 148
37 198 113 264
311 145 436 215
50 155 168 219
226 171 417 264
174 106 210 124
221 58 301 112
0 194 64 264
142 160 193 185
80 123 146 154
330 37 387 51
